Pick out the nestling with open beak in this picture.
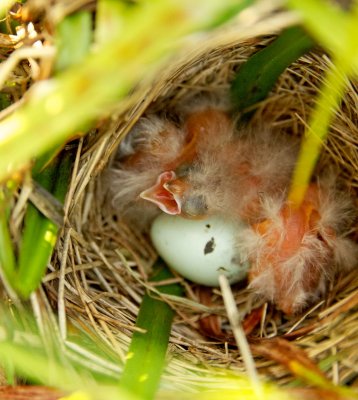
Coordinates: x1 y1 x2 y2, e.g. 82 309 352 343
107 98 358 314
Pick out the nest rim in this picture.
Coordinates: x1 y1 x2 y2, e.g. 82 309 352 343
45 25 358 393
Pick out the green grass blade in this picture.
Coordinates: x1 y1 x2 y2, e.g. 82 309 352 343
0 341 138 400
286 0 358 206
32 10 93 176
16 152 72 298
15 9 92 298
55 11 93 73
285 1 358 206
0 93 11 111
95 0 125 46
0 187 16 287
287 60 349 205
16 207 58 298
287 1 358 75
0 1 15 18
231 26 314 114
290 361 358 399
0 302 139 399
0 1 245 182
121 260 183 400
202 0 254 30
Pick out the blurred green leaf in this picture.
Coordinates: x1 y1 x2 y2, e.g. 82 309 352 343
286 0 358 205
0 303 131 398
288 0 358 71
202 0 253 30
121 260 183 400
288 60 349 205
55 11 93 73
95 0 125 46
0 341 138 400
33 10 93 175
290 361 358 399
16 152 72 298
0 0 245 182
14 9 92 298
0 187 16 288
159 387 293 400
231 26 314 114
0 93 11 111
0 1 16 18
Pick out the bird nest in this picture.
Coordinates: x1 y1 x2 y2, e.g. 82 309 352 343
43 23 358 393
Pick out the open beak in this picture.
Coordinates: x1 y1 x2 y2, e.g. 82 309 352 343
139 171 182 215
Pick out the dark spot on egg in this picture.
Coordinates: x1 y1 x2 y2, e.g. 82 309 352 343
204 237 215 255
206 224 211 229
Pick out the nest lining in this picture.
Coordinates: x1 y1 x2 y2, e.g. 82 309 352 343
43 35 358 390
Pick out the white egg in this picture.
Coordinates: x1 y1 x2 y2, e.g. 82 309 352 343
150 214 250 286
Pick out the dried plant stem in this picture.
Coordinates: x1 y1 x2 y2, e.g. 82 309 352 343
0 46 56 90
58 228 72 340
218 274 262 398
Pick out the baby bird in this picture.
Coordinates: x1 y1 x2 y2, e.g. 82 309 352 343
140 107 300 222
108 100 241 223
107 100 358 314
237 178 358 314
108 114 187 226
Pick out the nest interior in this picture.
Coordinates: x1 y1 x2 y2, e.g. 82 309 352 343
44 34 358 391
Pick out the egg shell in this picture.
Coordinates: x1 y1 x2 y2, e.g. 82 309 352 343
150 214 250 286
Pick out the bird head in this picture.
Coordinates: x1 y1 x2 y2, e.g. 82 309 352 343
139 170 209 218
138 107 233 219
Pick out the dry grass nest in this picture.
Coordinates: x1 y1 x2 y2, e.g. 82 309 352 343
43 34 358 390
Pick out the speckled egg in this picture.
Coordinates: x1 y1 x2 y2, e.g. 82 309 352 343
150 214 250 286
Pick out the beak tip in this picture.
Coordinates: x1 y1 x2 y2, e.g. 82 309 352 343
139 171 182 215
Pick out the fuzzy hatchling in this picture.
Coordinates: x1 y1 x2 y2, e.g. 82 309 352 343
108 100 358 314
